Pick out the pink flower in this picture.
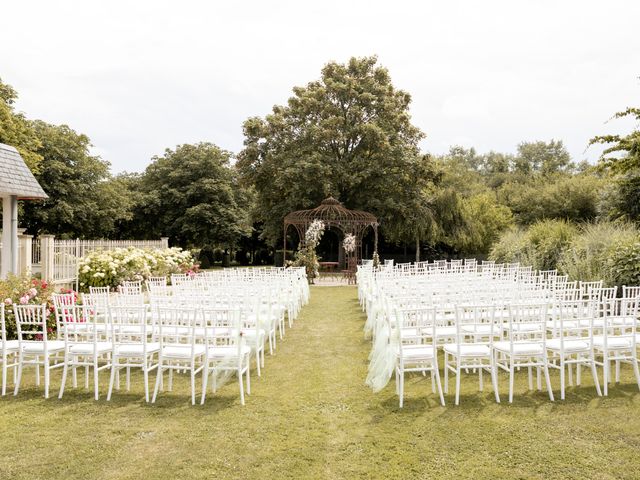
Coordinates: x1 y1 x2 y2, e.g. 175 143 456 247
3 298 11 306
28 288 38 298
19 295 29 305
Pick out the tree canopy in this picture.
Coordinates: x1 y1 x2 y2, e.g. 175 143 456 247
237 56 438 246
131 143 253 248
0 78 43 172
20 120 133 238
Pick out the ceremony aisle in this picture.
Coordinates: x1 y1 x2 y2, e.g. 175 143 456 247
1 286 639 479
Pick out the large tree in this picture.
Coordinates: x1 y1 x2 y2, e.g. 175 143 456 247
133 143 252 248
590 107 640 223
237 56 438 246
0 78 43 172
21 120 133 238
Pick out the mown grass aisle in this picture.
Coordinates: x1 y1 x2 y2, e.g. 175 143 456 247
1 286 639 479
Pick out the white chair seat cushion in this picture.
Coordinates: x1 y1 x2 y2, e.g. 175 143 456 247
162 344 206 358
115 342 160 356
247 313 280 323
443 344 491 356
69 342 112 354
64 324 88 332
194 327 235 337
545 320 578 330
241 328 266 338
117 325 146 334
493 341 544 355
610 316 637 326
546 338 589 352
593 336 634 349
502 323 542 332
461 324 496 335
434 326 456 337
397 345 435 359
578 319 605 328
2 340 19 352
21 341 66 353
207 345 251 359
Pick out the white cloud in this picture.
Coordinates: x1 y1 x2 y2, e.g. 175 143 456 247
1 0 638 172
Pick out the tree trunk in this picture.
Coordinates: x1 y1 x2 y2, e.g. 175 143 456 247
415 237 420 263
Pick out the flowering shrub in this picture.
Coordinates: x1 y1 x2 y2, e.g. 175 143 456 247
0 275 56 339
343 233 356 254
78 247 196 290
372 251 381 268
294 219 325 283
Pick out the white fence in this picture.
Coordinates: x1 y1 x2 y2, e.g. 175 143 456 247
26 236 169 287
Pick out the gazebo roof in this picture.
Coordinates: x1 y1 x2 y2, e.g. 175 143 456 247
284 197 378 227
0 143 48 200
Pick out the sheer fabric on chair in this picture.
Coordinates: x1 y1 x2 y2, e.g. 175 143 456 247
201 308 251 405
395 307 444 407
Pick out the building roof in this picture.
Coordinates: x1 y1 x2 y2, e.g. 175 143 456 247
0 143 48 200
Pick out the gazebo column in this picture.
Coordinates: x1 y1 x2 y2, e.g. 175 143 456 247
1 195 19 278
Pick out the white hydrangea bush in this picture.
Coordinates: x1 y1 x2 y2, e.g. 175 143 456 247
78 247 196 290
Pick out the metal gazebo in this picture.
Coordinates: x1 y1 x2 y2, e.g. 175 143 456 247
283 197 378 266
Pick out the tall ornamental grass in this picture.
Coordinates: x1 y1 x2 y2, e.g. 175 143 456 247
490 219 576 271
491 220 640 286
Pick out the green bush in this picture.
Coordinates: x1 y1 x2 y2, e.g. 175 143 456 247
525 219 577 271
489 228 530 264
607 241 640 287
489 219 576 270
198 245 214 269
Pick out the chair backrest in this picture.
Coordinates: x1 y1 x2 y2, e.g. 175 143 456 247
580 280 603 299
89 286 111 296
622 285 640 300
109 305 149 345
397 307 437 352
60 304 103 344
119 282 142 296
81 293 110 315
146 277 167 291
505 303 548 345
51 293 77 334
13 303 50 344
154 306 201 352
454 304 497 348
1 304 8 348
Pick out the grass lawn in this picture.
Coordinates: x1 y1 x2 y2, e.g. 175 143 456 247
1 286 639 479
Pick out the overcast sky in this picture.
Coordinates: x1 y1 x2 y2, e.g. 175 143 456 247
2 0 638 173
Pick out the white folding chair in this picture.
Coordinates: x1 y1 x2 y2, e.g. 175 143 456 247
444 305 500 405
395 307 445 408
152 306 207 405
13 303 65 398
58 304 112 400
107 305 159 402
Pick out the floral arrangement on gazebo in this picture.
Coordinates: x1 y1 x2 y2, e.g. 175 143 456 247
293 219 325 283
